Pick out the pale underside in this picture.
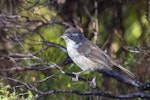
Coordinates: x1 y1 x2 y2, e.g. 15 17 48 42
65 38 134 77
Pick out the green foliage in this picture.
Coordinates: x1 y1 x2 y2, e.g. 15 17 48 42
0 85 17 100
0 85 34 100
0 0 149 99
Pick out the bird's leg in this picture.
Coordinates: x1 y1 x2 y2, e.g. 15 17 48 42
72 72 81 81
72 69 90 81
72 71 97 88
90 76 96 88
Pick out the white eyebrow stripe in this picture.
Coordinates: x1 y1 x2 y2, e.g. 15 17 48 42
73 33 79 36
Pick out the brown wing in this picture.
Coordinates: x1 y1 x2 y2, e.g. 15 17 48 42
77 40 112 70
78 40 134 77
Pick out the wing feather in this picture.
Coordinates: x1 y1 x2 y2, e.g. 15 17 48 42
77 40 134 77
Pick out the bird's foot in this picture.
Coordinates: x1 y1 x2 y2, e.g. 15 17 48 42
72 72 81 81
90 76 96 88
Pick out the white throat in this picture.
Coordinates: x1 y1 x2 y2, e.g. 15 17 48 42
65 39 81 49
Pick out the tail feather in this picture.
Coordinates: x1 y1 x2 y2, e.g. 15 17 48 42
98 47 134 78
104 53 135 78
117 64 135 78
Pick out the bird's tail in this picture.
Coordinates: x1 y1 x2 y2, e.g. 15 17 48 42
117 64 135 78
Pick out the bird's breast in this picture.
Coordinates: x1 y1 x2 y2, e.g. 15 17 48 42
67 43 99 71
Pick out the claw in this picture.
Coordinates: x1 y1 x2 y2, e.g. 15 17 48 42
90 76 96 88
72 72 81 81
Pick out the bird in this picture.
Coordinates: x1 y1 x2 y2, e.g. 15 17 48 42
60 27 134 80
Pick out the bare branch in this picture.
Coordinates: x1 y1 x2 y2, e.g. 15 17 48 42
3 77 150 100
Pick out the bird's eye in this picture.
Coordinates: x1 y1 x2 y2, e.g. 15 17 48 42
70 34 73 37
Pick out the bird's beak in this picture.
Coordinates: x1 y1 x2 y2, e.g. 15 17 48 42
60 34 65 39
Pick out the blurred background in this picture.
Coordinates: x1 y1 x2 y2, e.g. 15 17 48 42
0 0 149 99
